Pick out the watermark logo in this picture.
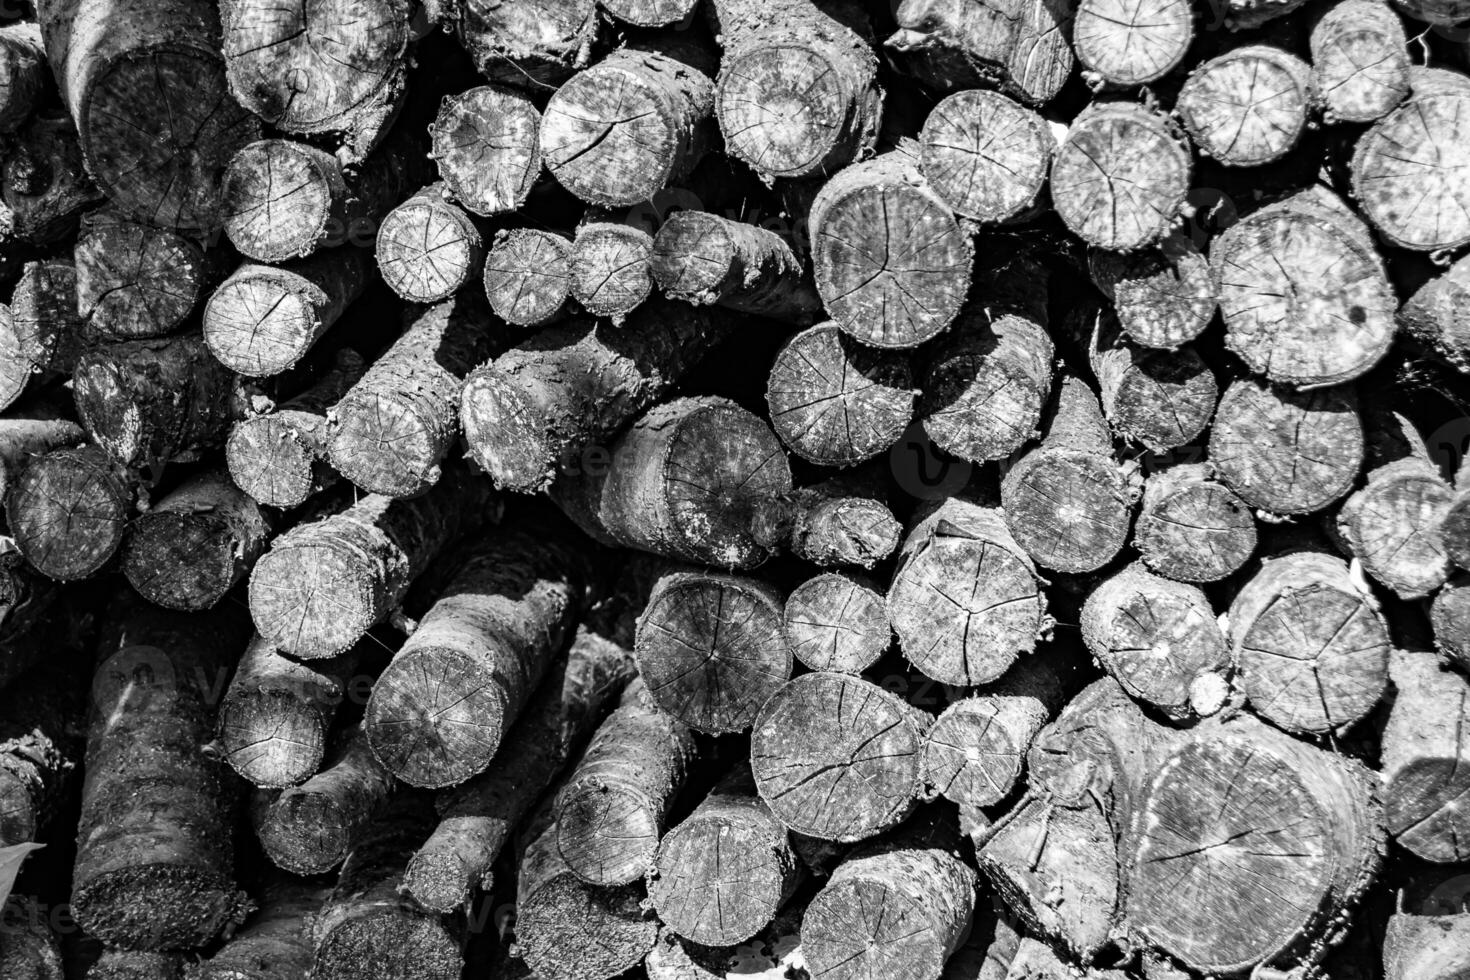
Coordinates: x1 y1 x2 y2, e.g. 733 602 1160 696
1427 416 1470 478
888 424 974 501
91 644 178 722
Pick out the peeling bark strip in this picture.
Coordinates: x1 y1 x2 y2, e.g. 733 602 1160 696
1382 650 1470 863
919 89 1051 224
0 406 84 502
647 763 798 947
1073 0 1192 87
37 0 260 230
402 626 636 913
750 671 927 842
1352 79 1470 252
540 41 714 207
74 208 224 341
1127 714 1384 976
430 85 541 217
749 467 902 569
1399 251 1470 374
1081 563 1231 720
226 350 366 510
920 656 1059 809
784 571 890 674
0 23 45 132
220 0 411 163
1001 376 1138 574
811 145 973 349
553 678 696 886
1090 315 1217 453
365 521 589 788
203 249 371 377
551 396 791 569
1212 188 1397 387
375 183 485 303
328 293 511 498
888 495 1047 686
569 221 655 320
803 817 977 980
5 444 130 582
218 634 362 790
515 802 660 980
310 793 462 980
1228 549 1390 734
1209 377 1363 515
72 599 254 951
255 725 396 874
1050 103 1190 252
710 0 880 180
190 876 327 980
122 469 272 612
652 210 821 321
1178 46 1312 167
1133 463 1257 583
635 569 791 733
1310 0 1409 125
1089 239 1218 351
482 228 573 327
461 301 734 494
249 463 499 659
455 0 598 89
886 0 1074 105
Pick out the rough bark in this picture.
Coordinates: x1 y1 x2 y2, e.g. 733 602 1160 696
766 321 916 467
72 598 254 951
482 228 573 328
1310 0 1410 125
461 300 735 493
784 571 890 674
1380 649 1470 863
634 568 792 733
327 292 511 497
710 0 881 179
652 211 821 321
568 221 654 321
364 520 590 788
1089 238 1218 350
5 444 131 581
226 349 366 510
886 0 1075 105
0 111 102 245
455 0 598 90
809 145 973 348
187 876 327 980
400 625 637 913
889 494 1048 686
1178 46 1312 167
1209 377 1363 515
1212 187 1396 386
1133 462 1258 583
1399 250 1470 374
551 395 790 568
0 23 45 132
37 0 261 230
1227 548 1391 734
217 633 363 789
248 462 499 659
203 249 371 377
1090 314 1217 453
430 85 542 217
750 671 928 842
219 0 412 163
1050 102 1190 252
748 466 902 569
1073 0 1192 86
375 183 485 303
540 41 714 207
919 89 1052 223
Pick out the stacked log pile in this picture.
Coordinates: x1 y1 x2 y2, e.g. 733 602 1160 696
2 0 1470 978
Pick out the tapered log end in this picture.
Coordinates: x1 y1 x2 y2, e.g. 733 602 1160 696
364 647 504 788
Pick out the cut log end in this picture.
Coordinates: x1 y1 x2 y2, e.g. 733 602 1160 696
221 139 342 263
1311 0 1410 124
5 446 129 582
218 690 328 789
1353 92 1470 252
570 224 654 319
483 229 572 327
328 391 441 499
1134 467 1257 583
1089 241 1218 350
376 193 483 303
225 417 323 511
918 89 1052 223
431 85 541 217
1073 0 1193 86
204 275 321 378
784 572 890 674
364 646 504 788
1178 47 1312 167
249 542 378 660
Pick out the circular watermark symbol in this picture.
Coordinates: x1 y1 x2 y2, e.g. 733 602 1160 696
888 424 974 501
91 644 178 722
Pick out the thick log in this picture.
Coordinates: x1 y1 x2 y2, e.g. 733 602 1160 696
748 466 901 569
652 211 821 321
1399 251 1470 374
217 633 363 789
1310 0 1410 124
203 250 371 377
375 183 485 303
0 23 45 132
1227 549 1391 734
430 85 541 217
1133 462 1257 583
455 0 597 89
1381 649 1470 863
0 403 84 502
568 220 654 321
0 111 102 245
1050 102 1190 252
809 146 973 348
327 293 510 498
919 90 1052 223
1090 317 1217 453
188 876 327 980
219 0 411 162
72 599 253 950
1089 239 1218 350
5 444 130 581
750 671 928 842
1073 0 1192 87
1209 377 1363 515
889 495 1048 685
363 518 588 787
784 571 890 674
461 301 735 493
539 41 714 207
551 395 791 569
886 0 1075 105
401 626 636 913
1178 46 1312 167
710 0 881 180
37 0 260 230
482 228 573 328
635 567 792 733
248 463 499 659
225 349 365 510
